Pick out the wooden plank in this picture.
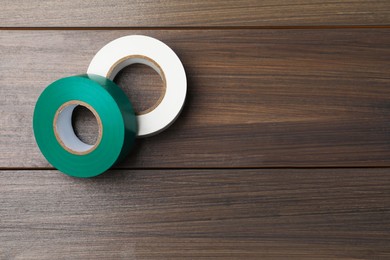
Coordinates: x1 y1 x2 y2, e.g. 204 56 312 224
0 168 389 259
0 0 390 27
1 29 390 168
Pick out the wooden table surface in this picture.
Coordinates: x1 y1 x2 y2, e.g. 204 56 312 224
1 1 390 259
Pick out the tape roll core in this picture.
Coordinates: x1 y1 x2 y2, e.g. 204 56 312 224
54 100 102 155
110 55 167 116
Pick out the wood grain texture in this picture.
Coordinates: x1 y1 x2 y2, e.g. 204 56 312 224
1 2 389 259
0 168 389 259
0 0 390 27
1 29 390 168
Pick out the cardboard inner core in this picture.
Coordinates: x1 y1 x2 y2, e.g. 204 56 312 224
109 55 166 115
54 101 102 155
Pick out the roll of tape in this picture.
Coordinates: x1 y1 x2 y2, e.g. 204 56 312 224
87 35 187 137
33 74 137 178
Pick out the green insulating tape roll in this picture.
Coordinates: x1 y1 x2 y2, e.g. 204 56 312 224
33 74 137 178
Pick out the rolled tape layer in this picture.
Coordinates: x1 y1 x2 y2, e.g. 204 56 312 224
33 74 137 178
87 35 187 137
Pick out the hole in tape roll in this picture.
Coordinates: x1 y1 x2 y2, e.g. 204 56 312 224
72 105 100 146
112 55 166 115
54 101 102 155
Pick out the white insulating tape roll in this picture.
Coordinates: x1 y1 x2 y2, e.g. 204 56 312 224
87 35 187 137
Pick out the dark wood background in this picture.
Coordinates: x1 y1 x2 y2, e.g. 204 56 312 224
1 1 390 259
